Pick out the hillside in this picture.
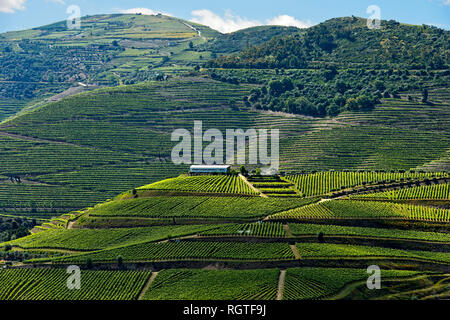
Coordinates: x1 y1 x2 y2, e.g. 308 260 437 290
0 15 448 302
1 174 449 300
205 17 449 118
201 25 301 54
0 13 216 121
0 72 448 223
0 14 300 122
208 17 449 68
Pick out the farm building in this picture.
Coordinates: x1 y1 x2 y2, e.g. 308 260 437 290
189 165 231 175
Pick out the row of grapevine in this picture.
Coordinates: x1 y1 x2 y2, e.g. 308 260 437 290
285 171 448 196
267 202 334 220
143 269 279 300
200 222 286 237
139 175 258 195
288 223 450 242
295 243 450 263
283 268 419 300
0 269 150 300
88 196 314 220
269 200 450 222
350 183 450 200
52 241 295 263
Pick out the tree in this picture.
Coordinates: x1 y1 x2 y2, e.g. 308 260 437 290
268 80 284 96
422 88 428 103
326 103 341 117
255 168 262 176
86 258 93 269
318 232 325 243
335 81 348 94
117 255 124 269
345 98 359 111
239 165 248 176
375 80 386 92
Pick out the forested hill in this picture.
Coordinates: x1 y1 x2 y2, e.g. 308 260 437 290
204 17 449 118
201 25 301 54
207 16 449 69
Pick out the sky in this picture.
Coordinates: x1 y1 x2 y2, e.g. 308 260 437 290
0 0 449 33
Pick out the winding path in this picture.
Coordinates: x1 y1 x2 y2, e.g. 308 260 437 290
276 269 286 300
138 272 159 300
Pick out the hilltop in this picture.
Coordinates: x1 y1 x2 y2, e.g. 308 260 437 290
0 14 297 121
205 16 449 117
208 16 449 68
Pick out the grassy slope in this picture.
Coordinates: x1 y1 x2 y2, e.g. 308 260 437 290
0 77 448 218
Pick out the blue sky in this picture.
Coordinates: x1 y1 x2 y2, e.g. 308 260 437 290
0 0 449 33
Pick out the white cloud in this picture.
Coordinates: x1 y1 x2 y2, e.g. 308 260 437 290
191 9 261 33
0 0 26 13
190 9 312 33
443 0 450 6
267 15 312 29
0 0 65 13
120 8 171 16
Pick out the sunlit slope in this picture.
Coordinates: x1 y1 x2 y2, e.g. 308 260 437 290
0 77 449 218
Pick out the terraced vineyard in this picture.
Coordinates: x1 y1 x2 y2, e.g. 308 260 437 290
351 183 450 200
0 11 449 304
1 173 449 302
288 223 450 242
269 200 450 222
283 268 418 300
46 241 295 263
284 171 448 197
143 269 280 300
295 243 450 263
139 175 258 195
199 222 286 237
0 269 150 300
85 196 314 221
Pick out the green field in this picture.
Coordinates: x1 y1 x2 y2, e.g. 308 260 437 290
289 223 450 242
45 241 295 263
143 268 280 300
270 199 450 222
283 268 419 300
138 175 258 195
296 243 450 263
84 196 314 221
0 269 150 300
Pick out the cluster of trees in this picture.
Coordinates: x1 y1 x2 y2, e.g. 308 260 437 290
203 17 449 117
0 217 36 243
0 247 48 263
206 17 449 71
241 68 391 117
198 26 299 54
209 55 445 117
